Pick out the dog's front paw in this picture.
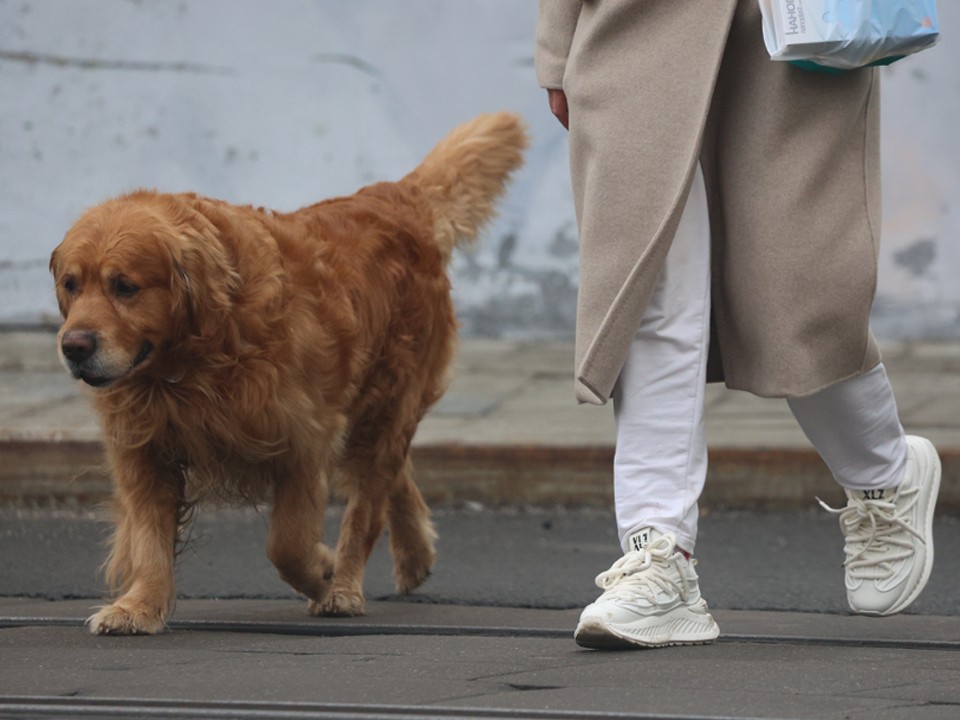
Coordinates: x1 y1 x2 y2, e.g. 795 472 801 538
87 602 167 635
310 589 366 617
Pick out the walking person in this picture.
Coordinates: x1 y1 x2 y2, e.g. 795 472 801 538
535 0 942 649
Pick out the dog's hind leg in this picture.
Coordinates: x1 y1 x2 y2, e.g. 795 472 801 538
266 470 335 609
387 454 437 594
315 484 387 617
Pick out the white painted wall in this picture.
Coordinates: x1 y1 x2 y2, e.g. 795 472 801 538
1 0 957 340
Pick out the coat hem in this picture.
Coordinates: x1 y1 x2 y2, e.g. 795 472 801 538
721 357 884 400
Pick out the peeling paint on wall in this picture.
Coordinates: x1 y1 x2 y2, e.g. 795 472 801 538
894 239 937 278
1 0 958 340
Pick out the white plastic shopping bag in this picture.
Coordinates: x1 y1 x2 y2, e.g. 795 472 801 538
758 0 940 72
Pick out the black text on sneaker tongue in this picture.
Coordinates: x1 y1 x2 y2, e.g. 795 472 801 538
628 528 655 552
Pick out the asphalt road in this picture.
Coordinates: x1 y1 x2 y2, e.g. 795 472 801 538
3 505 959 720
2 505 958 616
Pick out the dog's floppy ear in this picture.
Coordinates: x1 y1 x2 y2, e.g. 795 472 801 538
48 245 68 317
160 198 240 343
48 246 60 277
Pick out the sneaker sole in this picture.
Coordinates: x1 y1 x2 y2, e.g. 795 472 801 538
574 610 720 650
854 435 941 617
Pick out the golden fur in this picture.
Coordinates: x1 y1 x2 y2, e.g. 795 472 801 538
50 112 527 634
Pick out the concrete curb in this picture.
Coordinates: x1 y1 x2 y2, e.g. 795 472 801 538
4 438 958 511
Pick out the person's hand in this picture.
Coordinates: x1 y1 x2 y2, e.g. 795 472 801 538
547 88 569 130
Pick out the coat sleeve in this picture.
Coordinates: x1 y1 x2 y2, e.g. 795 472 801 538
534 0 582 89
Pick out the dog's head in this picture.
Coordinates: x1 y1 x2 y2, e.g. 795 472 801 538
50 192 233 388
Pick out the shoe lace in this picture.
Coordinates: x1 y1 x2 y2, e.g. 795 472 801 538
594 535 692 603
817 487 924 580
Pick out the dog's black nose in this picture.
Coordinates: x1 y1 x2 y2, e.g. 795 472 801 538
61 330 97 364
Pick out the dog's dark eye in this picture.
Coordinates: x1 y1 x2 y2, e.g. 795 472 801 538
113 277 140 298
63 277 77 295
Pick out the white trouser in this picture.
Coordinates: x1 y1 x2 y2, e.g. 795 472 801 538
612 166 908 555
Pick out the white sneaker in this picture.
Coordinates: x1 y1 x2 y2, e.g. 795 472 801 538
819 435 941 616
574 528 720 649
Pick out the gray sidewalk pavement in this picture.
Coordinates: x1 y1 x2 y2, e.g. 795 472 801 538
1 329 958 510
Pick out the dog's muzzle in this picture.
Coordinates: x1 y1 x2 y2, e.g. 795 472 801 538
60 330 154 388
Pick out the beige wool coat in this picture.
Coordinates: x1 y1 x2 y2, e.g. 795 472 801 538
535 0 884 405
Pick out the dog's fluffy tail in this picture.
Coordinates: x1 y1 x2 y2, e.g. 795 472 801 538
405 112 527 261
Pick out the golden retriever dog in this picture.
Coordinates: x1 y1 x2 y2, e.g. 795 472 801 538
50 112 527 635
